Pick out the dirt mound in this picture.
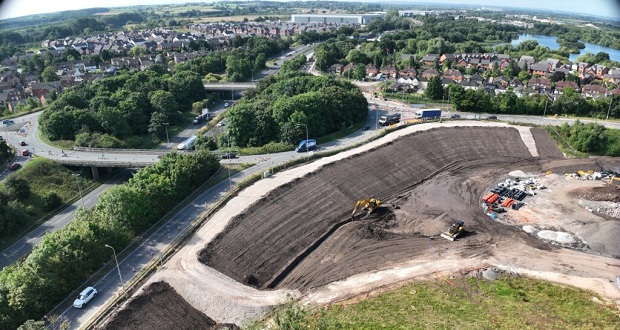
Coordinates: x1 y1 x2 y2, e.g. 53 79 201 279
571 186 620 202
199 126 541 291
102 282 238 330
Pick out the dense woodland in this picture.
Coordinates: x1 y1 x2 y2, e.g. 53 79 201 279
224 71 368 148
0 152 220 329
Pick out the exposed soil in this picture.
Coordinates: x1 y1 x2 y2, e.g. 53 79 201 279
101 123 620 328
199 127 557 291
101 281 238 330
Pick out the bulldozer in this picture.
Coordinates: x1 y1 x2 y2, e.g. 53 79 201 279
440 220 464 241
352 197 382 218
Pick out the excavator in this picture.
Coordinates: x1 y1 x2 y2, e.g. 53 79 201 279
607 176 620 189
352 197 382 218
440 220 464 241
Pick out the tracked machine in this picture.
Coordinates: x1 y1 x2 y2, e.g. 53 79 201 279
440 220 464 241
352 197 382 218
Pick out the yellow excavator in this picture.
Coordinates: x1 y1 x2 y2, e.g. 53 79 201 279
440 220 464 241
352 197 382 217
607 176 620 189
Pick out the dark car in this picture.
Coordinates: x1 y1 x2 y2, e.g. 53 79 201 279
220 152 237 159
487 115 498 120
19 141 26 146
6 163 20 171
362 124 370 130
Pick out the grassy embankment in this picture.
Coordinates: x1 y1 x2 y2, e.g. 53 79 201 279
0 158 92 250
253 277 619 329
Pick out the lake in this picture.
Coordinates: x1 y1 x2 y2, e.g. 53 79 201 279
509 34 620 63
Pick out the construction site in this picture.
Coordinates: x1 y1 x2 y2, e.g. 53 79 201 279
100 122 620 329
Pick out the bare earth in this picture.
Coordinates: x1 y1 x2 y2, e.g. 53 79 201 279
100 122 620 328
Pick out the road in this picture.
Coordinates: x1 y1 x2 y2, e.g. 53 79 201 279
0 170 134 269
58 113 380 329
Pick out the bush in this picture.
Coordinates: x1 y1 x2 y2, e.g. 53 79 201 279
42 192 62 211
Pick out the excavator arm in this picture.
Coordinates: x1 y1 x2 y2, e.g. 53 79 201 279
352 199 368 216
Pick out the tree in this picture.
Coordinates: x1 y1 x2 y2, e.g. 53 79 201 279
425 76 443 100
42 192 62 211
3 176 30 200
41 66 59 82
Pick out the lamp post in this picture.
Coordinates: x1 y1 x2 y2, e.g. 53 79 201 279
71 174 84 208
163 122 169 146
297 123 308 152
543 100 548 118
105 244 124 287
607 98 613 120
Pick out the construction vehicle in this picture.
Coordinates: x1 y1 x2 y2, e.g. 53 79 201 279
440 220 464 241
352 197 382 217
607 176 620 188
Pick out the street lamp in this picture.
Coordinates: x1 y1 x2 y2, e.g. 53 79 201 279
607 98 613 120
105 244 124 287
71 174 84 208
297 123 308 152
163 122 169 146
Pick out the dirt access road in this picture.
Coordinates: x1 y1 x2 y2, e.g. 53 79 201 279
102 121 620 328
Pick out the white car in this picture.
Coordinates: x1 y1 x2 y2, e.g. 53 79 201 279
224 102 230 107
73 286 97 308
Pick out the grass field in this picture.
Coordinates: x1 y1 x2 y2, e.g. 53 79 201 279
256 277 620 329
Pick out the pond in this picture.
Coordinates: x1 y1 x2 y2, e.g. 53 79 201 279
509 34 620 63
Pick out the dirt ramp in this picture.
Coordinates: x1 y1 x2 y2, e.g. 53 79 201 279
102 281 238 330
530 127 564 158
199 126 536 290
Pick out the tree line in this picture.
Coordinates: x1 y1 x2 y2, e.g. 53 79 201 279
0 151 220 329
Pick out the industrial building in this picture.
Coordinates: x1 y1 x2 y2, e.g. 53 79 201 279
291 13 383 24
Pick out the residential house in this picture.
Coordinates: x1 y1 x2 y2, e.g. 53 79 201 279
517 55 535 71
442 69 463 83
379 65 398 79
527 76 551 93
554 81 580 94
365 64 379 77
398 67 417 78
439 53 456 65
422 54 439 66
581 83 608 98
421 67 439 79
328 63 343 74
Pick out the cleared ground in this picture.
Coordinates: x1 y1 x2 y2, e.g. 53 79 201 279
100 123 620 328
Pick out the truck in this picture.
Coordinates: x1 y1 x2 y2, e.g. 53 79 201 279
177 135 197 150
192 112 215 125
295 139 317 152
379 113 401 126
414 109 441 120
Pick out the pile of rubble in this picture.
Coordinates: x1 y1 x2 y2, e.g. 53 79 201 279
481 177 546 219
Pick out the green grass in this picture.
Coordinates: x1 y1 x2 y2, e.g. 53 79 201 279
254 277 620 330
0 158 93 250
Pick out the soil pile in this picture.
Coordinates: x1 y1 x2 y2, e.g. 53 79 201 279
102 282 239 330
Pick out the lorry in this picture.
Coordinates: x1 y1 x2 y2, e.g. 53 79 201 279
295 139 317 152
378 113 401 126
177 135 197 150
414 109 441 120
193 110 215 124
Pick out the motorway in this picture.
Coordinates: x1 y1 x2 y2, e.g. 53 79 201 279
58 113 380 329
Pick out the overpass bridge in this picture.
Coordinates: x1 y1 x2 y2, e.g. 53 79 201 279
203 82 257 91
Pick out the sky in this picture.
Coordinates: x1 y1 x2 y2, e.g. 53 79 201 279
0 0 618 20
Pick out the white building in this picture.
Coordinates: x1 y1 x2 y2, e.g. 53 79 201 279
291 14 383 24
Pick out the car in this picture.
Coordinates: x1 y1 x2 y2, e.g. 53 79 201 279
362 124 370 130
224 102 230 107
450 114 461 119
2 119 14 125
216 121 226 127
21 149 29 156
73 286 97 308
220 152 237 159
0 136 3 140
487 115 498 120
19 141 26 146
6 163 20 171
